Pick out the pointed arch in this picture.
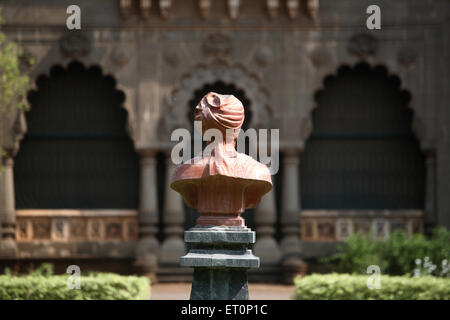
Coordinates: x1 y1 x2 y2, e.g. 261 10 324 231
300 62 425 210
14 61 140 209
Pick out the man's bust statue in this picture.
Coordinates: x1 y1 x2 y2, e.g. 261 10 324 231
170 92 272 226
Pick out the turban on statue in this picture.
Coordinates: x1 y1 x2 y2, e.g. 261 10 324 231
195 92 245 140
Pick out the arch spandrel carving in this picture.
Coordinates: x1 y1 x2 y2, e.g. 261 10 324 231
303 61 431 153
0 109 27 157
164 61 274 149
18 36 140 152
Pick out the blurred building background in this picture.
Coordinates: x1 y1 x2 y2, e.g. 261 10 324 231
0 0 449 282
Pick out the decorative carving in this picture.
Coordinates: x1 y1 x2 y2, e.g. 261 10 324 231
309 46 331 68
16 213 138 242
111 46 131 67
52 219 68 241
17 221 29 241
286 0 299 20
398 47 417 68
169 63 272 134
127 221 138 239
139 0 152 20
336 218 353 241
159 0 172 19
266 0 280 19
355 219 371 234
347 33 378 59
306 0 319 21
11 110 27 156
390 220 407 232
302 220 315 240
32 219 51 240
59 33 91 59
373 219 388 239
119 0 134 20
164 48 178 66
199 0 211 19
301 210 423 242
88 220 103 239
254 46 273 67
317 221 335 240
106 221 123 240
227 0 241 20
70 219 87 240
202 33 232 57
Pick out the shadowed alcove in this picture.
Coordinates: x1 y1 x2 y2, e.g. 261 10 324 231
300 63 425 210
14 61 140 209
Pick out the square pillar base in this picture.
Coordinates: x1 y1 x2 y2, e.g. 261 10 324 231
181 226 259 300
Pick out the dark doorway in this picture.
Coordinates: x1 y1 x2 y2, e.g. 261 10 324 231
300 63 425 209
14 61 139 209
183 81 254 230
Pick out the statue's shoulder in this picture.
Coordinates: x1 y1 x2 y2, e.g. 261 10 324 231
171 156 206 183
235 153 272 182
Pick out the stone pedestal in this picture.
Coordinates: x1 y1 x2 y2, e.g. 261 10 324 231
181 226 259 300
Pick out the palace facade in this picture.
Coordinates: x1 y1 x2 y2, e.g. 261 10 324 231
0 0 449 282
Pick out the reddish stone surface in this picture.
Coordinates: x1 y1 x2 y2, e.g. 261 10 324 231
170 92 272 226
196 214 245 227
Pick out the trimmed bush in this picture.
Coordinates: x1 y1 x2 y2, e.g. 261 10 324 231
294 273 450 300
322 227 450 276
0 272 151 300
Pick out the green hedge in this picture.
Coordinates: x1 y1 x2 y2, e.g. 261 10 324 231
294 274 450 300
0 273 150 300
322 227 450 276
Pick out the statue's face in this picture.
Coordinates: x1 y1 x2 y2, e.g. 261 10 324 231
194 92 221 123
194 92 244 139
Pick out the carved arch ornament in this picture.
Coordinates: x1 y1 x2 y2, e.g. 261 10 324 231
6 41 139 155
304 59 431 153
165 61 273 138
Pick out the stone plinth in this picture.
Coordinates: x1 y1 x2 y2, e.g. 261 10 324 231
181 226 259 300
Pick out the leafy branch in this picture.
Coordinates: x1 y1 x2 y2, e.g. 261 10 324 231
0 6 33 169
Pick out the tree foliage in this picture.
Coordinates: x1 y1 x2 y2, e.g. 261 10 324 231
0 7 33 114
0 6 33 167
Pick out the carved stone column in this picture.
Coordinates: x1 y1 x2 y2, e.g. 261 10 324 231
0 157 18 258
424 151 437 236
254 187 281 266
280 148 306 283
0 108 26 258
159 153 185 265
280 149 302 254
134 151 159 281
